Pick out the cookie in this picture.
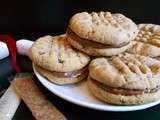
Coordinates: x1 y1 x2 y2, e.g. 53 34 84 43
67 11 138 56
28 34 90 84
88 53 160 105
127 24 160 57
88 77 160 105
35 65 88 85
28 34 90 72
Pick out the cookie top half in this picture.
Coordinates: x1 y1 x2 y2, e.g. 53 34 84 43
89 53 160 90
127 24 160 57
28 35 90 72
68 11 138 47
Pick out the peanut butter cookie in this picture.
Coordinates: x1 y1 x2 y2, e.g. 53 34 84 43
127 24 160 57
67 11 138 56
28 35 90 84
88 53 160 105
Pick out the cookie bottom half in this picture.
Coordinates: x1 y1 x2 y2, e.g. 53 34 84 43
87 77 160 105
67 36 132 57
35 65 88 85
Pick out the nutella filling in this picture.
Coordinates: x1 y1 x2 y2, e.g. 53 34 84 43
67 28 130 49
45 66 88 78
91 78 160 96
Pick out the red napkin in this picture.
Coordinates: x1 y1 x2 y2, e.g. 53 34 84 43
0 35 20 73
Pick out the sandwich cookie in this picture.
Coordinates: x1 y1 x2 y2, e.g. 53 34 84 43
127 24 160 57
28 35 90 85
67 11 138 56
88 53 160 105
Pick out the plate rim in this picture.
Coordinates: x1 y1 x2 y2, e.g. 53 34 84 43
33 64 160 112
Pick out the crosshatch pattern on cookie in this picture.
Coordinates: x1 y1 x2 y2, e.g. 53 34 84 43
28 35 90 72
90 12 126 27
113 53 160 76
127 24 160 57
68 11 138 46
89 53 160 89
136 24 160 47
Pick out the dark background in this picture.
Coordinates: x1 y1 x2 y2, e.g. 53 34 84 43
0 0 160 37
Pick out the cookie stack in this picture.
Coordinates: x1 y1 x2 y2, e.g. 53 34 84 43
67 12 138 56
28 11 160 105
28 35 90 85
88 53 160 105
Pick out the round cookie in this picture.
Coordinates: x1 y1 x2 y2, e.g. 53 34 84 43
35 65 88 85
67 11 138 56
28 34 90 72
88 77 160 105
127 24 160 57
88 53 160 105
28 35 90 84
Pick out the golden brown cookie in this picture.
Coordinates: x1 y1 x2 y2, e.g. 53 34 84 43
35 65 88 85
67 11 138 56
88 77 160 105
88 53 160 105
127 24 160 57
28 34 90 72
28 34 90 84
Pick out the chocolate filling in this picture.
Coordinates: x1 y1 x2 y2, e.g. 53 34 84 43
42 66 88 78
67 28 129 49
91 78 160 96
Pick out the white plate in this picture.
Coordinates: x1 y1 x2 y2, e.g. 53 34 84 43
33 64 160 112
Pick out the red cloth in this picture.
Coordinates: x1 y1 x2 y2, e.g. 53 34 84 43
0 35 20 73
